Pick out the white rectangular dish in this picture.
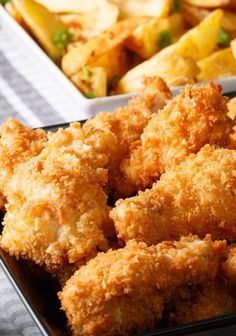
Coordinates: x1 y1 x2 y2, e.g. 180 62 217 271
1 4 236 119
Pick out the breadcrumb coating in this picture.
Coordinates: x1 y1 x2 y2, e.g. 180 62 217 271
1 123 112 272
0 118 47 208
83 76 171 199
223 246 236 286
169 282 236 325
59 235 226 336
120 83 233 193
111 145 236 245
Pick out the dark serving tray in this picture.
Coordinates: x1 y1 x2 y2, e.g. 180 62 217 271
1 113 236 336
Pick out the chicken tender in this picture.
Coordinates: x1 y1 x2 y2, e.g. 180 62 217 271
228 97 236 149
83 76 171 199
223 246 236 286
228 97 236 120
120 83 233 193
111 145 236 245
0 77 170 274
59 235 226 336
169 282 236 325
0 118 47 208
0 123 113 273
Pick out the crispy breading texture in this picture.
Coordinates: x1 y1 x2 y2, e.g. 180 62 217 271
228 97 236 149
228 97 236 120
59 235 226 336
111 145 236 245
0 77 170 273
0 118 47 207
0 123 112 273
169 282 236 325
120 83 233 193
223 246 236 286
83 76 171 199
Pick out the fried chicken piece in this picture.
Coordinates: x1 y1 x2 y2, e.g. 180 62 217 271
120 83 233 193
169 282 236 325
0 118 47 208
223 246 236 286
111 145 236 246
59 235 226 336
0 123 113 273
83 76 171 199
228 97 236 120
228 97 236 149
0 78 170 273
229 127 236 150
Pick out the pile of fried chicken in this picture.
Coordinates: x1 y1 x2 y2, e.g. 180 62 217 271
1 78 236 336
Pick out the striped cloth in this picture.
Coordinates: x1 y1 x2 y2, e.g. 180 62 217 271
0 22 88 127
1 15 236 336
0 19 83 336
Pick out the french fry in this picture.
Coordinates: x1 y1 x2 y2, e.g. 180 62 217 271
62 17 149 77
35 0 106 13
197 48 236 81
231 38 236 59
90 45 129 80
126 13 185 59
176 9 223 61
182 0 235 8
183 4 236 36
116 45 199 94
59 2 119 41
5 2 24 25
109 0 172 19
71 66 107 98
13 0 68 58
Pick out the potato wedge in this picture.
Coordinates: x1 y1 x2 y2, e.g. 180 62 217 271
71 66 107 98
5 2 24 25
116 45 199 94
176 9 223 61
59 2 119 41
62 17 149 77
231 38 236 57
197 48 236 81
90 44 129 80
109 0 172 19
35 0 106 13
182 0 235 8
13 0 68 58
126 13 185 59
183 4 236 36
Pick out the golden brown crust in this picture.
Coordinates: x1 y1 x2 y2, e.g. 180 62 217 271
120 83 233 193
0 123 111 273
223 246 236 285
59 235 226 336
111 145 236 245
0 118 47 207
83 76 171 199
169 282 236 325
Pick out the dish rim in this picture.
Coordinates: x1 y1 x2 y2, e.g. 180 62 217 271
1 3 236 109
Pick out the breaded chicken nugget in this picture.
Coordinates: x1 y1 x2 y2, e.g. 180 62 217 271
83 77 171 199
1 123 112 273
0 118 47 208
120 83 233 193
59 235 226 336
111 145 236 245
228 97 236 120
223 246 236 286
169 282 236 325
